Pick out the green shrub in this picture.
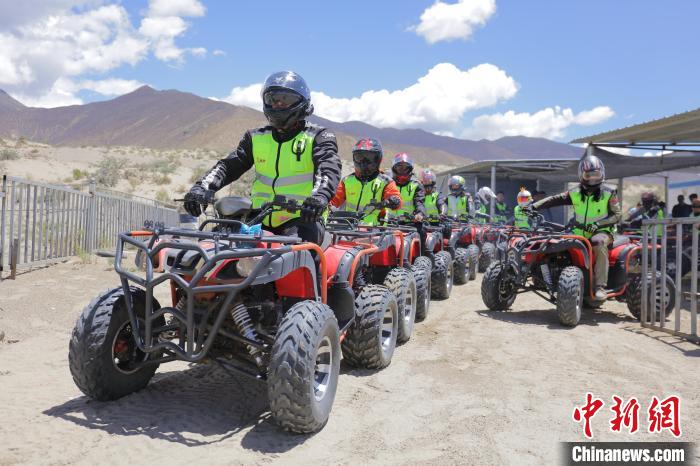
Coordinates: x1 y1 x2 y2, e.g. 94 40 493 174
72 168 84 180
189 165 209 183
153 174 171 185
155 188 170 203
0 149 19 160
93 155 127 187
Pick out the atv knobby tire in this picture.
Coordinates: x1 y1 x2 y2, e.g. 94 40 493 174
411 263 431 322
69 286 164 401
481 261 518 311
431 251 453 300
626 272 675 322
556 266 584 327
479 242 497 273
453 247 470 285
467 244 480 280
342 285 398 369
414 255 433 274
384 268 417 343
268 300 340 433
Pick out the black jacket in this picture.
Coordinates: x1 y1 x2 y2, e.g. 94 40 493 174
196 121 341 203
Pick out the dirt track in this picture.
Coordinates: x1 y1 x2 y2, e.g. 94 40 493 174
1 259 699 465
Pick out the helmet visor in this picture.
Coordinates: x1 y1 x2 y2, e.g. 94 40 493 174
393 163 412 176
263 90 302 110
581 169 603 184
352 151 378 165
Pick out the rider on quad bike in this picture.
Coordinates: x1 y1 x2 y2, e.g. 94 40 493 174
627 191 665 237
527 154 622 301
330 138 402 225
390 153 428 253
446 175 470 219
183 71 341 244
510 188 533 229
476 187 497 224
421 169 447 219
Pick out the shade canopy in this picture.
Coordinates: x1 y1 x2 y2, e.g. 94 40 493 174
571 107 700 146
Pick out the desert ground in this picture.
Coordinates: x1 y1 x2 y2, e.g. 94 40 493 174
0 258 698 466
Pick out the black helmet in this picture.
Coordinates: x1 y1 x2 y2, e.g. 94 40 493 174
352 138 383 181
261 71 313 129
578 155 605 188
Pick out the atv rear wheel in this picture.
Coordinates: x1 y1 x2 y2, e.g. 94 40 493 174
556 266 584 327
342 285 398 369
481 262 518 311
384 268 417 343
626 272 675 322
414 255 433 274
467 244 480 280
431 251 453 300
479 242 497 273
268 300 340 433
411 263 431 322
453 247 470 285
69 286 164 401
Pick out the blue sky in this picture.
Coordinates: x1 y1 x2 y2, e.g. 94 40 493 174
1 0 698 142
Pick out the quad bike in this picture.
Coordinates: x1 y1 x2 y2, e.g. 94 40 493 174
385 213 454 300
449 213 495 277
620 223 699 279
325 202 424 340
425 214 472 286
68 195 401 434
481 213 675 327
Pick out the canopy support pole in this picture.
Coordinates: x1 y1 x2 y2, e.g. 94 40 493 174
490 166 496 217
618 178 624 214
664 175 669 210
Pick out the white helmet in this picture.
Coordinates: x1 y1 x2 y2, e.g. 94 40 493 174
517 188 532 206
477 187 496 204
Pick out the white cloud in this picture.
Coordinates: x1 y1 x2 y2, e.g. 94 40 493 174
223 63 518 130
80 78 144 96
212 49 226 57
462 105 615 140
1 0 205 107
410 0 496 44
434 130 455 137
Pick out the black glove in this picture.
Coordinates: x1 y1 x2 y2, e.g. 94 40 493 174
521 204 536 215
383 195 401 210
183 185 209 217
301 196 326 223
584 222 599 235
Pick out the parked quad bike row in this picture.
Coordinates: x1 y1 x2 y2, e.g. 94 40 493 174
480 212 676 327
67 195 505 434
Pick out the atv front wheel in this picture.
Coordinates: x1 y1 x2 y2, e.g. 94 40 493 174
479 242 497 273
481 262 518 311
411 263 431 322
467 244 480 280
384 267 417 343
453 247 470 285
625 272 675 322
342 285 398 369
556 266 584 327
69 286 165 401
414 255 433 274
431 251 453 300
268 300 340 433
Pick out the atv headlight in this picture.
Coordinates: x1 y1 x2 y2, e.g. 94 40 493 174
236 256 262 277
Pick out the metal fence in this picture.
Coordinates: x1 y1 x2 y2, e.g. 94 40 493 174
641 216 700 343
0 175 179 279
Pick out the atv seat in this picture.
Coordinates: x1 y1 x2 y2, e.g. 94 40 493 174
215 196 252 219
320 230 332 250
611 235 630 249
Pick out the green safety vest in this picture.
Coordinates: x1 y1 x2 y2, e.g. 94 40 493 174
342 174 388 226
476 203 487 223
425 192 440 217
494 202 508 223
250 127 317 227
650 208 664 237
513 205 530 229
570 187 615 239
394 180 420 217
447 194 468 218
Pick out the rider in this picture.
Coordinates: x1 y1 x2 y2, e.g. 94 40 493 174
494 191 509 223
511 188 532 229
421 169 447 219
475 187 497 223
391 153 428 254
627 191 664 237
527 154 622 300
183 71 341 245
330 138 402 225
446 175 470 218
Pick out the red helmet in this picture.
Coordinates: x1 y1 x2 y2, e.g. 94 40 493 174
420 169 437 192
392 153 413 185
352 138 383 180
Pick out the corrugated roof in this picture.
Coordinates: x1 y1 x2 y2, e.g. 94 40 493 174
570 107 700 145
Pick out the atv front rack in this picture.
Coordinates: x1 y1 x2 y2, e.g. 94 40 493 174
113 226 326 367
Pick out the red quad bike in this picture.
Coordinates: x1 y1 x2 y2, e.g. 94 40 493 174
385 213 454 300
425 214 473 286
449 214 496 278
480 213 675 327
325 202 426 339
68 195 401 434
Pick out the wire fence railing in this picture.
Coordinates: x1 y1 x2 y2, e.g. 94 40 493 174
0 175 179 279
